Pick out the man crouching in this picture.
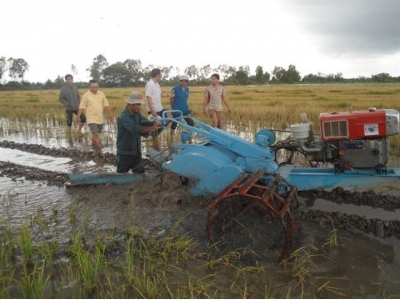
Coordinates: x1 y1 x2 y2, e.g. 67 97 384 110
117 92 161 173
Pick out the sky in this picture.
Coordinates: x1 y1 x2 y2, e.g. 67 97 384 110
1 0 400 82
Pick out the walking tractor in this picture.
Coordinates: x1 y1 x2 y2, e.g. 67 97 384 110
69 107 400 258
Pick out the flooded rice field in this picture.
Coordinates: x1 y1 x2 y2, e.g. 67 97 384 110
1 124 400 298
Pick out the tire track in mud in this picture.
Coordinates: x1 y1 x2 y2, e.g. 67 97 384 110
299 188 400 210
295 188 400 239
294 208 400 239
2 140 400 239
0 140 117 165
0 161 68 186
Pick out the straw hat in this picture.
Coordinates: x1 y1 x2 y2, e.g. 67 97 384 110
125 92 144 104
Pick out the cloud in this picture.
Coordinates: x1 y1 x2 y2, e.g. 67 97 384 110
281 0 400 55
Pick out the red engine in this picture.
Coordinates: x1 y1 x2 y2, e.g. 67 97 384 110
319 108 399 140
290 108 400 169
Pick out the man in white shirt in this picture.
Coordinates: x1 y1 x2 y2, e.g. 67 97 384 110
145 68 174 118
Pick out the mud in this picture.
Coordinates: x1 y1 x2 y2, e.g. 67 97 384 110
1 142 400 253
0 161 68 186
300 187 400 210
298 188 400 239
0 140 117 165
2 142 400 244
2 141 400 296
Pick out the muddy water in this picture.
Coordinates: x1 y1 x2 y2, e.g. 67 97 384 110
306 198 400 221
0 147 116 173
0 177 72 245
0 117 117 153
0 147 72 172
1 123 400 297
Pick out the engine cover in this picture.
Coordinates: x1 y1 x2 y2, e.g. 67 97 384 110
338 137 389 169
319 108 399 141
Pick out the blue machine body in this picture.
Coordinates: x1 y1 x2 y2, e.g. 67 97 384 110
68 173 156 186
160 112 400 196
161 112 279 195
67 111 400 193
278 165 400 191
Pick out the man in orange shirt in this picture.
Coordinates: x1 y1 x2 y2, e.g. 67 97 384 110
77 79 114 151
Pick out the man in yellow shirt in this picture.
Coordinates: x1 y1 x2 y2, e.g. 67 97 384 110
77 80 114 151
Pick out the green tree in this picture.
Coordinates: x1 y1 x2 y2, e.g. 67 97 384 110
255 65 265 83
271 66 286 82
184 65 199 80
282 64 301 83
199 64 212 80
161 66 173 80
226 66 237 79
271 65 300 83
0 56 7 80
239 65 250 75
86 54 108 80
102 62 133 86
123 59 143 83
142 64 155 80
235 66 249 84
215 64 229 80
334 72 343 82
264 71 270 82
7 58 29 81
71 64 78 75
301 73 320 83
371 73 392 83
54 75 65 88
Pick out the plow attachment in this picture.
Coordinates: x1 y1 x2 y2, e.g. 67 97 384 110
67 173 157 186
206 170 299 260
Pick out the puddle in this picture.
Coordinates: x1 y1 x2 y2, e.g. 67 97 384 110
0 147 72 173
0 117 116 153
0 176 72 243
306 197 400 221
0 147 116 174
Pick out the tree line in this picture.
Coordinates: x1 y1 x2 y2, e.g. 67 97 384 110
1 54 399 91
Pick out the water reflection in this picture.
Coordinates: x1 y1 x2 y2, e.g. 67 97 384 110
0 117 116 153
305 197 400 221
0 147 116 174
225 120 292 143
1 117 296 160
0 176 71 244
0 147 72 172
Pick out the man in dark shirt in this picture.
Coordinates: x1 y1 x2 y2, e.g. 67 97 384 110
116 92 161 173
59 74 86 133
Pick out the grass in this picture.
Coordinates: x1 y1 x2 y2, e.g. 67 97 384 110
68 231 106 295
1 83 400 156
16 223 35 266
323 220 339 249
1 191 400 298
1 83 400 133
20 261 50 298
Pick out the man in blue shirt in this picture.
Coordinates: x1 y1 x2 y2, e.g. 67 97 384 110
116 92 161 173
169 75 194 131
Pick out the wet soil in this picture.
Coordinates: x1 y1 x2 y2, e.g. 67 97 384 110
2 141 400 296
2 142 400 251
300 187 400 210
0 161 68 186
0 140 117 165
